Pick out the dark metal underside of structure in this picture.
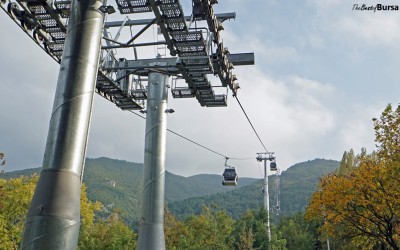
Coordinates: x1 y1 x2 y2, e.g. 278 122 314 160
1 0 254 109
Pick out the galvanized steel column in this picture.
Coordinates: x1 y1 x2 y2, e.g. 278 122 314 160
21 0 104 249
138 72 169 250
264 160 271 242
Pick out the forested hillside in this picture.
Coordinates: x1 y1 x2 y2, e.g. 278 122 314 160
2 157 338 228
2 157 257 228
168 158 339 220
279 158 339 214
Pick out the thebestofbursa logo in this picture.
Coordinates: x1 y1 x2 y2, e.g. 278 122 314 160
352 4 399 11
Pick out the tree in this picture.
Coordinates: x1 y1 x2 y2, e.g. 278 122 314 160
0 152 5 174
236 226 254 250
0 173 112 250
0 153 5 164
277 213 317 250
182 205 234 249
78 187 138 249
270 229 288 250
78 213 137 249
0 175 38 250
80 184 102 229
336 149 355 176
231 207 274 249
373 104 400 163
164 206 187 249
306 104 400 249
307 161 400 249
78 184 103 248
164 205 234 249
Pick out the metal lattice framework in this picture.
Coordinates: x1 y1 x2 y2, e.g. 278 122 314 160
272 171 281 215
1 0 254 109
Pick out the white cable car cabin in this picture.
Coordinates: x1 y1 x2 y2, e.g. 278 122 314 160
222 167 238 186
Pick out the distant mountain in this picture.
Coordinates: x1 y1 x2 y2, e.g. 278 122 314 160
279 159 340 215
2 167 41 178
168 158 340 221
1 158 338 227
167 173 257 201
1 157 257 228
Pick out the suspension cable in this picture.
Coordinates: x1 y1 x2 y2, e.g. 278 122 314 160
166 128 226 158
234 95 269 153
97 94 264 161
126 110 251 160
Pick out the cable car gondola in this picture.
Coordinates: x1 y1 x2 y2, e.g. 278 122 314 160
222 167 238 186
270 160 277 171
222 158 238 186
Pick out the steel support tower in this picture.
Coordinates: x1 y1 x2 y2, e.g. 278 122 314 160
273 171 281 215
257 152 276 244
1 0 255 249
20 0 104 248
139 71 169 249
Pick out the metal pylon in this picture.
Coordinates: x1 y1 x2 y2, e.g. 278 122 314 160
256 152 276 244
138 71 170 250
21 0 104 249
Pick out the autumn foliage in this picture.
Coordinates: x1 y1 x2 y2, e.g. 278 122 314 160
0 174 137 250
306 104 400 249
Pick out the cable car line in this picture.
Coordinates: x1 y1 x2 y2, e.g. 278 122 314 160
234 95 269 153
164 128 256 161
127 109 226 157
98 94 267 162
228 157 254 160
125 109 251 160
166 128 227 158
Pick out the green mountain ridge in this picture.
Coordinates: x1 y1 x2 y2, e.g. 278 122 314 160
2 157 339 228
168 158 339 220
2 157 258 228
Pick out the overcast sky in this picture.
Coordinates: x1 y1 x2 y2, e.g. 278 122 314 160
1 0 399 178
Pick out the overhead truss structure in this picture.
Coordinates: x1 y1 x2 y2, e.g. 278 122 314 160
1 0 254 109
